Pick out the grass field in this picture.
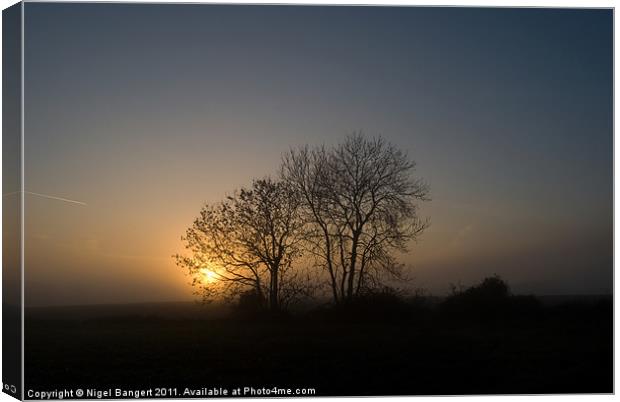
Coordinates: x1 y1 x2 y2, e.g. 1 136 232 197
24 295 612 397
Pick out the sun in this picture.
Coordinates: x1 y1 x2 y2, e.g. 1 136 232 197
199 268 218 284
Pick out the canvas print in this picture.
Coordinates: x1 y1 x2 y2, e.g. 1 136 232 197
2 2 613 399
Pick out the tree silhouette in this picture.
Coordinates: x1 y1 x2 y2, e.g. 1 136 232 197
175 178 306 311
177 133 429 309
282 133 429 303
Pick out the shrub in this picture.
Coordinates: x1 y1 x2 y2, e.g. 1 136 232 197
307 287 418 323
441 275 511 321
235 290 266 313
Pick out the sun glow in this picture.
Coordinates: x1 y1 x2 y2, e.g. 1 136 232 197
199 268 218 284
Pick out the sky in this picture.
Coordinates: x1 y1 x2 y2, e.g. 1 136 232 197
21 4 612 306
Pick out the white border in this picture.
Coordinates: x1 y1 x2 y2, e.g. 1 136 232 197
0 2 616 402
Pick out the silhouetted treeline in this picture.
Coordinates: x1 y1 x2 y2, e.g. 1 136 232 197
227 275 611 327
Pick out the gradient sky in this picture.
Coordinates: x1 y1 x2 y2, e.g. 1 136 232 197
22 4 612 306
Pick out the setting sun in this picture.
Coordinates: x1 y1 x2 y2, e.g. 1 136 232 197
199 268 218 284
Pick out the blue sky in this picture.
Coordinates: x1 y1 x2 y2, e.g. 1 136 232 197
22 4 612 305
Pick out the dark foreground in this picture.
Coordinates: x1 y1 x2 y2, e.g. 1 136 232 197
24 295 612 397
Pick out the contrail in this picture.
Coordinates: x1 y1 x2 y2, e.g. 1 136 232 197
25 191 87 206
2 191 87 206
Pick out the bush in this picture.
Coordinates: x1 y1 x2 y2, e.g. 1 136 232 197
235 290 266 313
440 275 540 322
307 287 419 323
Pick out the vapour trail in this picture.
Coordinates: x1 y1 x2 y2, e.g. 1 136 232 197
2 190 87 206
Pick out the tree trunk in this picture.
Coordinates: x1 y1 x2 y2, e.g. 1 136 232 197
346 233 360 301
269 268 279 311
322 227 339 304
255 278 265 309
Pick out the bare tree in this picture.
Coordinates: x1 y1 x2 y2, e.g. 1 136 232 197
279 145 342 302
175 178 305 311
282 133 429 303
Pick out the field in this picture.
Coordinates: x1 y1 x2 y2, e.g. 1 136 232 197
24 296 612 397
